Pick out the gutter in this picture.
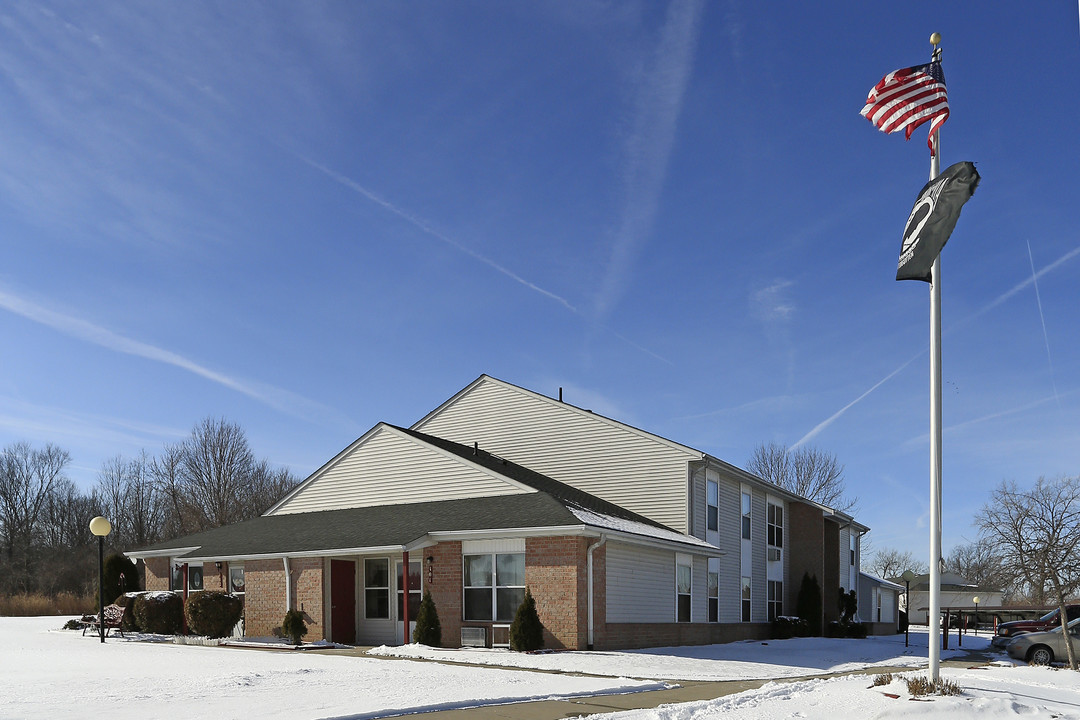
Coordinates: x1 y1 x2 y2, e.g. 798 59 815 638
587 534 607 650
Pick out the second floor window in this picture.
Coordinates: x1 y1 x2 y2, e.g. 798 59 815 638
707 480 719 532
741 492 752 540
767 502 783 548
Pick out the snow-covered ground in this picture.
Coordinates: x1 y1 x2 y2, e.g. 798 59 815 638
370 628 973 681
3 617 663 719
6 617 1080 720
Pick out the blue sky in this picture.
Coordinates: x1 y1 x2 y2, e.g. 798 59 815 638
2 1 1078 562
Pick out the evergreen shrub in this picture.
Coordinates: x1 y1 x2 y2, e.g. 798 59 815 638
509 587 544 652
103 554 139 606
412 590 441 647
282 609 307 645
185 591 243 638
795 573 823 636
132 591 183 634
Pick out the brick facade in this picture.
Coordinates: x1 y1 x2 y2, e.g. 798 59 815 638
144 557 169 591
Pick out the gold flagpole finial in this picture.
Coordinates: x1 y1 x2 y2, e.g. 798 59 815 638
930 32 941 47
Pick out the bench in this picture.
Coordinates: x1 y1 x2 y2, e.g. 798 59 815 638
82 604 125 637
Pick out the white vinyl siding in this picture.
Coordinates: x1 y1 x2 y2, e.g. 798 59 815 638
414 378 699 532
269 425 530 515
718 474 742 623
606 542 675 623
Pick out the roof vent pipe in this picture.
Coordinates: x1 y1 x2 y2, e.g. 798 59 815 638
473 442 478 456
559 387 563 402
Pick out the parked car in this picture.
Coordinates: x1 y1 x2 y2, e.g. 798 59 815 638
1006 617 1080 665
991 605 1080 648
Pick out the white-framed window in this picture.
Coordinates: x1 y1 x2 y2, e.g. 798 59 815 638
850 534 856 566
768 580 783 621
741 492 752 540
767 501 783 549
707 558 720 622
707 479 719 532
463 552 525 622
741 576 751 622
229 563 245 595
170 560 184 591
676 556 692 623
876 588 882 622
365 558 390 619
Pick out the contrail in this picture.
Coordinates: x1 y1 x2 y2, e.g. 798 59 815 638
296 155 673 365
0 286 355 428
791 352 922 449
1026 239 1061 410
297 155 578 314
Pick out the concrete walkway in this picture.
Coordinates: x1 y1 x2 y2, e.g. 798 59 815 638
309 645 996 720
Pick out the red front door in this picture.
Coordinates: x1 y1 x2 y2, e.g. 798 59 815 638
330 559 356 644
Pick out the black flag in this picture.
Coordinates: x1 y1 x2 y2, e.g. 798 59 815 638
897 161 980 282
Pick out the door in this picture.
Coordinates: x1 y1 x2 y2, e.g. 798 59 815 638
395 560 422 644
330 559 356 644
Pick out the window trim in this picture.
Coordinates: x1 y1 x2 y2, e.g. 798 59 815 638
364 557 391 620
463 552 525 623
707 557 720 623
706 479 719 533
768 579 783 621
767 500 783 549
741 576 751 622
676 555 692 623
741 492 752 540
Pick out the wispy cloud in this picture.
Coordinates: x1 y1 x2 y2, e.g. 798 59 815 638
0 286 355 429
751 279 796 323
0 395 187 451
593 0 705 318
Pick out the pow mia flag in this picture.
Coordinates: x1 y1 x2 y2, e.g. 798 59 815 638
897 161 980 282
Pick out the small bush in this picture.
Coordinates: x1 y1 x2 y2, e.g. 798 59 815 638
132 591 183 634
772 616 808 639
282 609 308 645
906 675 962 697
62 618 82 631
185 591 243 638
509 587 544 652
412 590 441 647
871 672 894 687
824 620 868 639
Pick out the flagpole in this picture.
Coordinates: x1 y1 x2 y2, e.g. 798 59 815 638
927 32 943 683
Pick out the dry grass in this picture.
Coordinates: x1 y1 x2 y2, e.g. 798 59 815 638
871 672 894 687
0 592 96 617
905 675 963 697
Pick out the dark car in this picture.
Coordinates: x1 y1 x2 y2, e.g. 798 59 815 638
991 605 1080 648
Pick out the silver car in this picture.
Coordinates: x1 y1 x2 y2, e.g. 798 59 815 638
1006 617 1080 665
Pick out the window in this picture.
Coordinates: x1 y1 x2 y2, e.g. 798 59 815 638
676 558 692 622
741 492 752 540
741 577 751 622
170 561 184 592
767 502 783 548
396 560 422 621
464 552 525 622
876 588 882 622
229 564 245 594
707 558 720 622
365 558 390 619
768 580 783 621
850 535 856 566
187 563 203 591
707 479 719 532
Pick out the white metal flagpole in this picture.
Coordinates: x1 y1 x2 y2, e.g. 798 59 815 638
927 31 944 683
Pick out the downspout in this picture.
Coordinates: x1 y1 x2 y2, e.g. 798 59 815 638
283 557 292 612
402 550 410 645
587 535 607 650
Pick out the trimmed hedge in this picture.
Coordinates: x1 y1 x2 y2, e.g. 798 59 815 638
132 591 184 634
185 591 243 638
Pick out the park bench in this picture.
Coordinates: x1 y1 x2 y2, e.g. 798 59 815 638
81 603 125 638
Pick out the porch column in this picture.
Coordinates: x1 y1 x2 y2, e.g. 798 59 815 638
402 550 410 643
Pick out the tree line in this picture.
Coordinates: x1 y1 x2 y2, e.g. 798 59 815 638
0 417 299 598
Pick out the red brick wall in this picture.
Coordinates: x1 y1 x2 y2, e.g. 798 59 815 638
526 536 587 650
244 559 286 638
788 501 825 626
595 621 770 650
425 541 463 648
144 558 170 591
293 558 325 641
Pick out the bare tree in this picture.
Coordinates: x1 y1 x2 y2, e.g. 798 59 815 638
866 547 927 580
747 442 856 513
945 539 1014 601
0 442 71 593
978 476 1080 670
96 451 163 549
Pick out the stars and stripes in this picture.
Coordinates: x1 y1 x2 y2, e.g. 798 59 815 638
861 57 949 153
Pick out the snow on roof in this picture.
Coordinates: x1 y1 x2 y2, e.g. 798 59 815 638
860 571 903 590
567 504 719 553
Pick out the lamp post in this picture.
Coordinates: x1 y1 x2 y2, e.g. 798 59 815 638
901 570 916 648
972 596 980 636
89 516 112 644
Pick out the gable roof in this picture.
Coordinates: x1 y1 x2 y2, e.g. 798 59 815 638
128 428 716 562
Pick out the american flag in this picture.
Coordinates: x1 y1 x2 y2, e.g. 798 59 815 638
861 59 949 153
